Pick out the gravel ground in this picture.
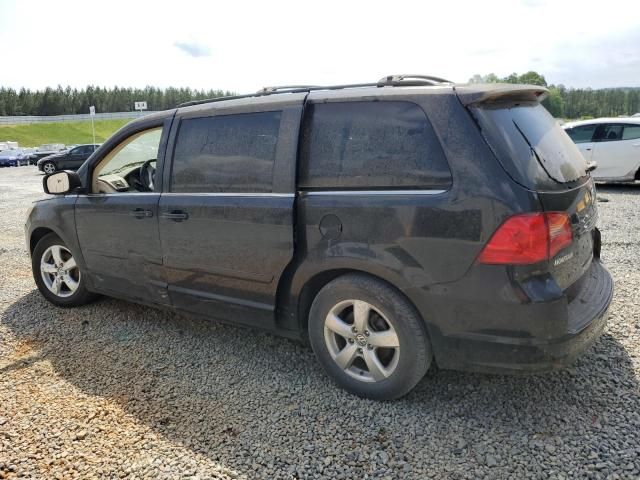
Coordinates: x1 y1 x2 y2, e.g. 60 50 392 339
1 166 639 479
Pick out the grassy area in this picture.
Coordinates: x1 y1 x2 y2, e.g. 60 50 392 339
0 119 130 147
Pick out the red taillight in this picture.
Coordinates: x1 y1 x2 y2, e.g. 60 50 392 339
477 212 573 265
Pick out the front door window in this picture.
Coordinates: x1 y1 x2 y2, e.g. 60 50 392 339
92 128 162 193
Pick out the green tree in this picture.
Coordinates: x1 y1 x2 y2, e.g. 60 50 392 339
516 71 547 86
543 87 564 117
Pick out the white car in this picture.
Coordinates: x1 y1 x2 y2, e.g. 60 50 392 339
564 118 640 183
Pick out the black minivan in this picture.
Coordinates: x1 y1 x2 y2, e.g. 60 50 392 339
26 76 613 400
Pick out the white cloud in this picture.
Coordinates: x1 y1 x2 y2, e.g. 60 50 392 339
174 40 212 58
0 0 638 92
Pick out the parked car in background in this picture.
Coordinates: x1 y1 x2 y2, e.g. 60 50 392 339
0 148 36 167
564 118 640 183
37 144 100 174
29 144 67 165
0 141 19 151
22 147 38 164
26 77 612 400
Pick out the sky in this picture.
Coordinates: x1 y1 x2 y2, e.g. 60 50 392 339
0 0 639 93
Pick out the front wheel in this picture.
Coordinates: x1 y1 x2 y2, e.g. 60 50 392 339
42 162 56 174
32 233 97 307
308 274 431 400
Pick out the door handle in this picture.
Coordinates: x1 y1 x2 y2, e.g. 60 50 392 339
585 148 592 151
129 208 153 218
161 210 189 221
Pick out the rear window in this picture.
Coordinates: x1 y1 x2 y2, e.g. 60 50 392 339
472 103 587 188
299 101 451 190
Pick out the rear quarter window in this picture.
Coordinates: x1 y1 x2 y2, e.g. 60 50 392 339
299 101 452 190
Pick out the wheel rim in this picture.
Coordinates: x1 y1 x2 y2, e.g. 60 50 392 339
324 299 400 383
40 245 80 298
44 163 55 174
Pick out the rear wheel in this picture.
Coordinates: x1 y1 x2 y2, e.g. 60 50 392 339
32 233 97 307
42 162 56 174
308 274 431 400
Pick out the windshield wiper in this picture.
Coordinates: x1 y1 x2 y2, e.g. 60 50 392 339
511 120 561 184
112 161 144 174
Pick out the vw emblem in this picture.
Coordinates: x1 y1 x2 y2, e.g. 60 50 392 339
355 333 367 346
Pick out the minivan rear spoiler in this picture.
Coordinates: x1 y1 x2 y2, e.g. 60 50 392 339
454 84 549 106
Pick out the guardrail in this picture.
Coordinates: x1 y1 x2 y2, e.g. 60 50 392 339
0 111 157 125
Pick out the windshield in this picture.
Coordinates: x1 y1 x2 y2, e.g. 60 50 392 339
472 103 587 189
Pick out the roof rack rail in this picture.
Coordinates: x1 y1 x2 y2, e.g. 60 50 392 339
177 75 453 108
377 74 453 87
179 93 258 108
177 83 376 107
257 85 320 94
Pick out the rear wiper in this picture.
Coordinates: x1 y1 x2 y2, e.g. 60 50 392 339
511 120 560 183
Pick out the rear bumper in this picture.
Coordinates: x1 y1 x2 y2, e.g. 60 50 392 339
412 260 613 373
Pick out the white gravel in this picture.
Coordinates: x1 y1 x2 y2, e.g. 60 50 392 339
1 167 639 479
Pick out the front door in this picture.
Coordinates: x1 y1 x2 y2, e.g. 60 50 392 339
158 101 303 328
592 123 640 179
75 125 169 304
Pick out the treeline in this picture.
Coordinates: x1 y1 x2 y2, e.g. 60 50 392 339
0 86 234 116
471 71 640 119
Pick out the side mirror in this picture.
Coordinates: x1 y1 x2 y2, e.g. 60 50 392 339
43 171 82 195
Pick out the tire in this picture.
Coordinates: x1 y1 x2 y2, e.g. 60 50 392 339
42 162 56 174
32 233 97 307
308 274 431 400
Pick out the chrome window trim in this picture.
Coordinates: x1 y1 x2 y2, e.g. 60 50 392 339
300 189 447 196
77 192 159 197
77 191 445 197
162 192 295 197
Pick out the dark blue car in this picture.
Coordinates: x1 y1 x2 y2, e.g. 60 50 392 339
0 148 34 167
